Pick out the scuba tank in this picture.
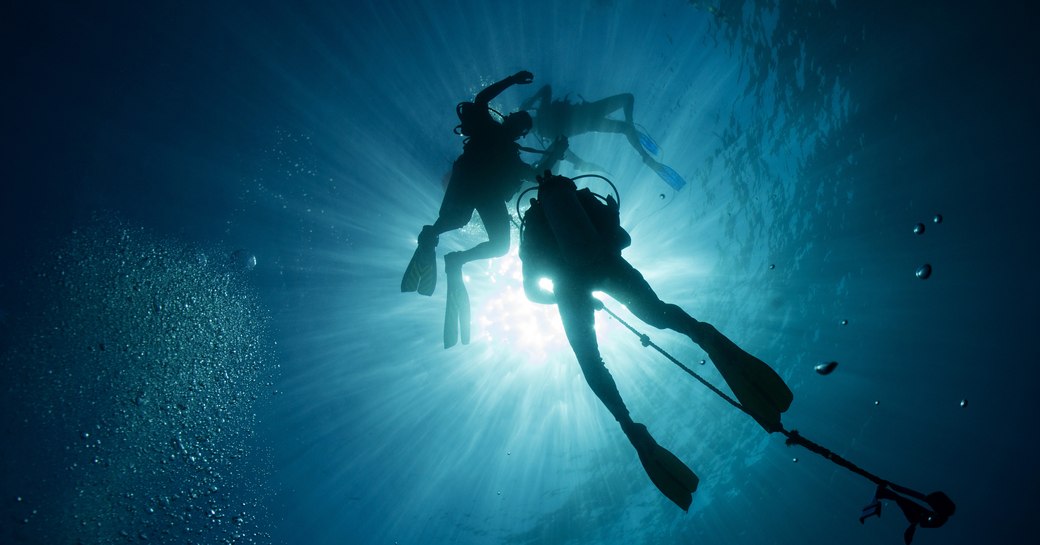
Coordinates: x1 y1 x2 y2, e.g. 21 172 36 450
537 174 606 267
454 102 507 137
454 102 479 136
519 173 629 271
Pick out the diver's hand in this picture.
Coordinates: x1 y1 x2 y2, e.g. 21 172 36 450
512 71 534 84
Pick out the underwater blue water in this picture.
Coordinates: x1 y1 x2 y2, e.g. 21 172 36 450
3 1 1038 544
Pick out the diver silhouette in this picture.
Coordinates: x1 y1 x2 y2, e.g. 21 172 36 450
518 171 792 510
401 71 566 348
519 85 686 190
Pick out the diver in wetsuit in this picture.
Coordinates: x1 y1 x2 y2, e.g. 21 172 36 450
402 71 566 348
519 171 792 510
519 85 685 189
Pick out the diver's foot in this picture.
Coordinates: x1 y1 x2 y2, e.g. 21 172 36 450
689 321 737 368
621 421 655 455
418 225 439 248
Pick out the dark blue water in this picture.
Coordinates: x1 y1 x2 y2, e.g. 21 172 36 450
3 1 1037 544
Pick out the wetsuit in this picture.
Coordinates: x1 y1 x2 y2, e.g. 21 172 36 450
520 196 705 425
431 105 532 258
422 75 540 264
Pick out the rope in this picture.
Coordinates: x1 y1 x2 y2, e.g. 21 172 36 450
595 299 954 540
597 302 743 414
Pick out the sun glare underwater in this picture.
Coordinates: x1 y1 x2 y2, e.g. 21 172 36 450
3 1 1038 545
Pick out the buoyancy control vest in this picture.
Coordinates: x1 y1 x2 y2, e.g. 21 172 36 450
520 174 631 270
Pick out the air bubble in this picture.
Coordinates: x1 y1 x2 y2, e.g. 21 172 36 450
814 361 838 375
916 264 932 279
230 249 257 271
840 319 848 326
913 223 926 235
959 399 968 408
933 213 943 224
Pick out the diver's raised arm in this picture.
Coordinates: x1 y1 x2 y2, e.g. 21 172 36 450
475 70 534 105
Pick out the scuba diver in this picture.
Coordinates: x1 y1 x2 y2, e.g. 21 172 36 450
401 70 566 348
518 85 686 190
518 171 792 510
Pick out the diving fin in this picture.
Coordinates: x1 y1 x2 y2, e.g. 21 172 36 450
401 227 438 296
636 130 660 156
632 128 684 190
444 296 458 348
443 254 470 349
459 291 470 345
699 324 793 433
653 164 687 191
624 422 699 511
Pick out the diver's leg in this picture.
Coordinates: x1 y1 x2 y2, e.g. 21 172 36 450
419 215 463 246
582 94 672 177
419 160 478 246
583 113 662 169
412 201 472 257
584 93 634 121
600 258 708 340
435 183 492 346
403 205 471 295
402 162 475 295
555 281 633 425
601 259 792 432
557 278 699 508
444 200 511 270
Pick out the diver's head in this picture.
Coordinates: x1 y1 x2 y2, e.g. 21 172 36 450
503 111 533 139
